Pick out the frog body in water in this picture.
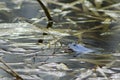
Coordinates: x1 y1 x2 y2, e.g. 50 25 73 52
68 43 95 57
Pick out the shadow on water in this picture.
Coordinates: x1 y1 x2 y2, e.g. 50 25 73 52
47 0 120 53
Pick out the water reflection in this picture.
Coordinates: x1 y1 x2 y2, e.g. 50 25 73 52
0 0 120 80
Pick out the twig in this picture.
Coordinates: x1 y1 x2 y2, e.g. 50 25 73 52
0 58 23 80
36 0 52 21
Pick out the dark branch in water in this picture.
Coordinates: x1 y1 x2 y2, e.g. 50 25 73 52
36 0 52 21
46 20 53 28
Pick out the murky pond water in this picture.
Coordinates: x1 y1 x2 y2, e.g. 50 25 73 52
0 0 120 80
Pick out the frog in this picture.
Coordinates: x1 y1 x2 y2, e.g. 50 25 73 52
68 43 95 57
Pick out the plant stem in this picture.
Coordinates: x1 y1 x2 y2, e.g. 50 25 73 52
36 0 52 21
0 58 23 80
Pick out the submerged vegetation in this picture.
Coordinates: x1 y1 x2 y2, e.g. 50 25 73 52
0 0 120 80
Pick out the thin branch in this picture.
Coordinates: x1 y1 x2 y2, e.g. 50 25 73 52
0 58 23 80
36 0 52 21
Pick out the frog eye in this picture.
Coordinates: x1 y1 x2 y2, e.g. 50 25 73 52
73 44 76 46
71 43 76 46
